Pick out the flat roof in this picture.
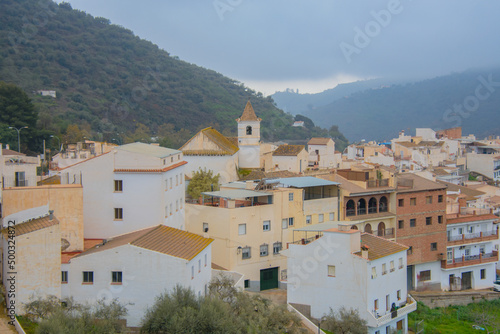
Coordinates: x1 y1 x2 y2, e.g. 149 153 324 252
117 142 180 158
293 221 346 232
202 189 270 199
270 176 340 188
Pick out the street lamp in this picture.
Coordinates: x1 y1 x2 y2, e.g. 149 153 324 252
8 126 28 152
50 135 61 152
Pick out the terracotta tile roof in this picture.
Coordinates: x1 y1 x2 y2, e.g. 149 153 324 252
62 252 81 264
308 138 332 145
239 170 298 181
437 181 485 201
446 213 498 225
114 160 187 173
396 173 447 193
62 239 103 264
76 225 213 261
211 263 227 270
272 144 305 156
2 215 59 237
181 127 239 156
2 149 25 156
353 233 408 260
84 239 105 249
237 101 261 122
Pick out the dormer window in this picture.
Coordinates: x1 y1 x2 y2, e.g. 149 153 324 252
246 126 252 135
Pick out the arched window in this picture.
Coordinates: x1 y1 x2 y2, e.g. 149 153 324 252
357 198 367 215
346 200 355 216
364 223 372 234
379 196 388 212
378 222 386 236
368 197 377 214
351 225 358 230
246 126 252 135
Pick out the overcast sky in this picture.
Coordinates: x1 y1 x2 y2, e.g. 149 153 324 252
59 0 500 95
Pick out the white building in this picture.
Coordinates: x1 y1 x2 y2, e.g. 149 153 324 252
237 101 261 169
56 142 186 238
307 138 336 169
466 152 500 182
287 224 416 334
62 225 213 327
180 127 239 183
442 213 498 291
272 145 308 173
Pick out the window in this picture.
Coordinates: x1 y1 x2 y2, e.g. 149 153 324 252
191 266 194 279
481 269 486 279
329 212 335 221
282 219 288 229
399 257 404 269
419 270 431 281
165 179 168 190
438 194 443 203
62 271 68 283
390 261 395 272
112 271 122 284
203 222 209 233
397 290 401 300
319 214 324 223
244 279 250 288
288 217 294 226
273 242 282 254
180 173 183 184
176 200 179 212
408 246 413 255
238 224 246 235
198 259 201 272
374 299 379 310
306 215 312 224
263 220 271 231
289 193 294 201
260 244 268 257
398 220 404 229
438 215 443 224
242 247 251 259
371 266 377 279
246 125 252 135
426 196 432 204
15 171 26 187
328 265 336 277
114 208 123 220
431 242 437 251
468 226 474 233
398 198 404 207
382 263 387 275
83 271 93 284
204 253 207 267
426 217 432 225
114 180 123 192
176 175 178 186
410 198 416 206
410 218 416 227
170 177 172 189
170 204 173 215
165 205 168 217
386 295 390 311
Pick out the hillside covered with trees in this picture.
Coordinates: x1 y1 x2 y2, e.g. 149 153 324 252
0 0 348 152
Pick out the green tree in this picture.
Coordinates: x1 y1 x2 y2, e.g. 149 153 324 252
321 306 368 334
23 296 127 334
187 168 220 200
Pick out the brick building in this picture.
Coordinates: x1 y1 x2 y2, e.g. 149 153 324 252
395 174 447 291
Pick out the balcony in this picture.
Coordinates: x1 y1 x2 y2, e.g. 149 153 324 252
370 295 417 327
371 228 395 239
441 250 498 269
447 230 498 246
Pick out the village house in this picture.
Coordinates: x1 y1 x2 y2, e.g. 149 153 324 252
50 140 117 170
286 224 416 334
272 145 308 173
395 173 447 291
307 137 336 169
180 127 239 183
319 166 397 239
185 176 339 291
54 142 186 238
62 225 213 327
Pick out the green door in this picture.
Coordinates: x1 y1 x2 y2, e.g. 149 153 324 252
260 267 279 291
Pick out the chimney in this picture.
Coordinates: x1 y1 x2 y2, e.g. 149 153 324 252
361 244 369 259
338 223 351 231
49 210 54 220
6 144 9 150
